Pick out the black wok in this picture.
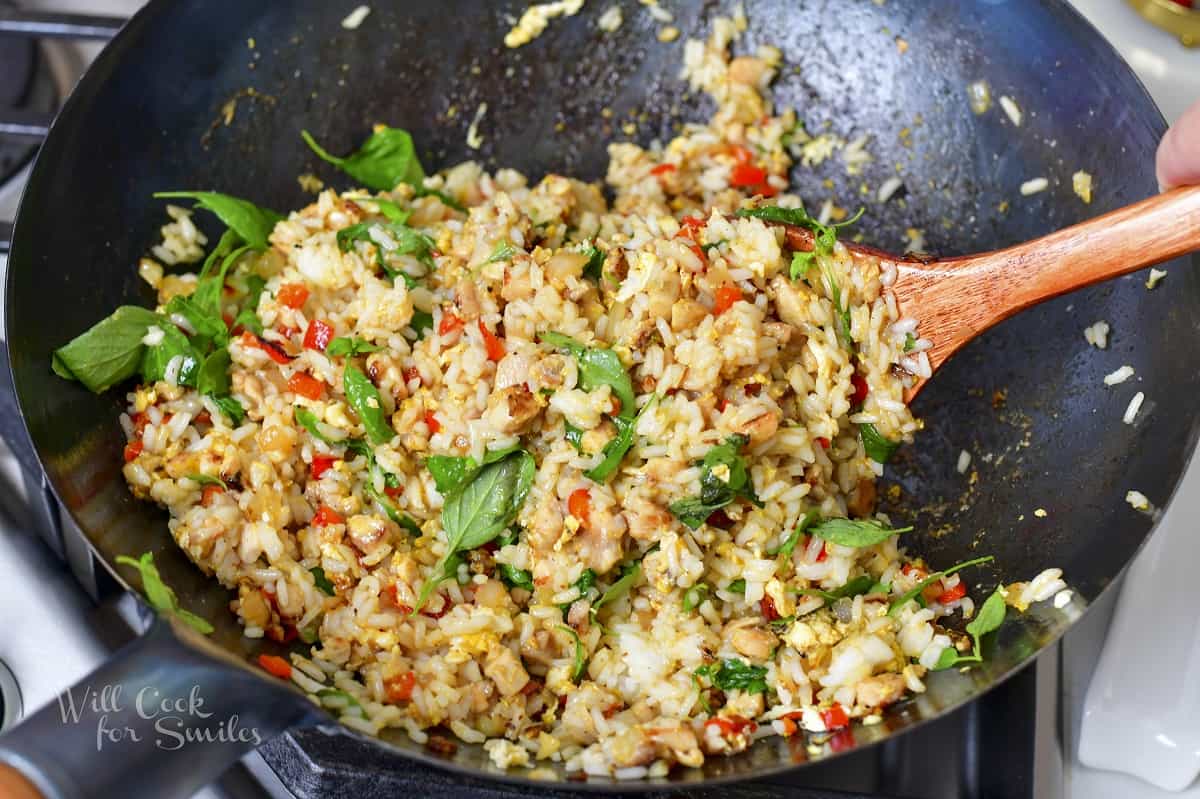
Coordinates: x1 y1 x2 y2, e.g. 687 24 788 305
1 0 1197 796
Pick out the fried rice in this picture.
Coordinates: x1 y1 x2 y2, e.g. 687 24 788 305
105 15 1067 778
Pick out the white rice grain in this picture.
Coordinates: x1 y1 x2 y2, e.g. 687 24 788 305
1104 365 1134 386
999 95 1022 126
1083 320 1109 349
1020 177 1048 196
341 5 370 29
956 450 971 474
1123 391 1145 425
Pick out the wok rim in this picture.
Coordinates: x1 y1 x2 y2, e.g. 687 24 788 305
4 0 1188 791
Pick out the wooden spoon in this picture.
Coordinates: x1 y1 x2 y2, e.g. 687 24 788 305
782 186 1200 399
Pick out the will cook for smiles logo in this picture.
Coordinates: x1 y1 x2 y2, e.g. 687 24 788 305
57 684 263 751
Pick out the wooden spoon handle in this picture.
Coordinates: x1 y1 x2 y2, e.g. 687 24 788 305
894 185 1200 376
0 764 47 799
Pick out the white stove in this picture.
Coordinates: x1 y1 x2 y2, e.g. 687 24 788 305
0 2 1197 798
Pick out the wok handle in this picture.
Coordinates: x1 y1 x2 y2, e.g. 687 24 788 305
0 616 318 799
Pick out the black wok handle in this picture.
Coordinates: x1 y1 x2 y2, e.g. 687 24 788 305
0 616 320 799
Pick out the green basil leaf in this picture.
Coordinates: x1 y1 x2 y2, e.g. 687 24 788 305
343 364 394 445
413 451 535 612
682 583 709 612
294 407 336 444
933 647 977 670
582 245 604 282
115 552 213 635
185 473 224 487
302 127 425 192
413 186 466 212
564 422 585 453
211 396 246 425
584 395 656 483
709 658 768 694
574 568 597 596
140 324 203 388
860 423 900 463
363 479 419 533
346 195 411 223
795 575 877 608
966 588 1007 644
810 518 912 548
165 293 229 349
426 454 479 496
769 509 821 558
52 306 163 394
153 191 282 250
669 434 759 529
310 566 336 596
196 348 232 396
336 220 436 272
592 561 643 613
903 332 917 352
409 309 434 340
888 555 995 616
485 241 517 264
326 337 383 358
539 331 635 420
556 625 588 682
316 688 367 718
497 563 534 591
452 453 535 551
727 578 747 594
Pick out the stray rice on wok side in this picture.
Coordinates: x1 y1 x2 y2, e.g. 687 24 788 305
54 16 1067 778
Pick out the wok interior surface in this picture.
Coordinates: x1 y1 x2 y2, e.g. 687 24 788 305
8 0 1200 787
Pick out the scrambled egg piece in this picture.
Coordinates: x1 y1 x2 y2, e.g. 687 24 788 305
504 0 585 48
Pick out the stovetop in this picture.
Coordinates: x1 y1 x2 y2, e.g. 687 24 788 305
0 2 1194 798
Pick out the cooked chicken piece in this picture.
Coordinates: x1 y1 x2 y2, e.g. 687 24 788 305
520 629 557 668
611 727 656 768
728 56 768 86
730 625 778 660
671 298 708 332
455 280 481 320
484 385 541 434
544 250 589 287
772 274 812 328
645 723 703 768
573 502 628 574
501 260 534 301
846 479 877 517
763 321 794 345
346 514 388 555
494 352 532 390
483 646 530 697
855 672 907 709
527 497 564 552
623 495 674 542
731 409 780 446
530 354 569 391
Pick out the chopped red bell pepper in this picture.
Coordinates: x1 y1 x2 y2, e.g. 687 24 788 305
936 581 967 605
851 374 870 407
257 654 292 680
276 283 310 309
650 163 677 176
311 455 338 479
201 483 224 506
424 411 441 435
240 331 291 364
287 371 324 400
820 703 850 730
303 319 334 351
384 670 416 703
760 594 781 622
478 320 505 361
313 504 343 526
438 312 464 336
123 440 143 462
730 163 768 188
567 488 591 527
713 284 743 316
